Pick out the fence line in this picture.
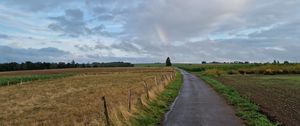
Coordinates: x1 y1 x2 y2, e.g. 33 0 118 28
100 70 177 125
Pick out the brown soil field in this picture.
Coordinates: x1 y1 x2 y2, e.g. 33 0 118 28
0 67 176 125
216 75 300 126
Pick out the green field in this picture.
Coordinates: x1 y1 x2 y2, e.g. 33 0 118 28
134 63 166 67
0 73 74 86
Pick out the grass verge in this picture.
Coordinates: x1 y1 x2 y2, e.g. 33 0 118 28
129 71 183 126
200 75 278 126
0 73 75 86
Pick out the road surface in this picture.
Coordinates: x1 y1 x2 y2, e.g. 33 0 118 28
162 69 245 126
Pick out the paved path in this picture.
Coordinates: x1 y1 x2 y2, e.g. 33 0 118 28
162 69 245 126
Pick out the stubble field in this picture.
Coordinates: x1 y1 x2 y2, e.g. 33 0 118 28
0 67 176 126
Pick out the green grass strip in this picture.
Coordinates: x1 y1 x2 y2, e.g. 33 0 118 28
200 75 278 126
0 73 75 87
129 71 183 126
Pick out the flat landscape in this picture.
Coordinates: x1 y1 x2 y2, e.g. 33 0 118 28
0 67 176 125
216 75 300 126
178 63 300 126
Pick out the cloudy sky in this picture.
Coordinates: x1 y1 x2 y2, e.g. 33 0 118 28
0 0 299 63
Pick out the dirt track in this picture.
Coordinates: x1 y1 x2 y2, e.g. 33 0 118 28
162 69 244 126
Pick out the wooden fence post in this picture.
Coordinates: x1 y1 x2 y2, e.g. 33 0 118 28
143 81 150 100
137 97 143 108
128 89 132 112
155 77 158 86
161 75 166 87
102 96 110 126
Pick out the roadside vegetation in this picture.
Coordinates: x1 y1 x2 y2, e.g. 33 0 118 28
178 63 300 126
201 76 278 126
129 70 182 126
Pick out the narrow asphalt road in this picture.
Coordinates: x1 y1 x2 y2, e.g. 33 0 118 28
162 69 245 126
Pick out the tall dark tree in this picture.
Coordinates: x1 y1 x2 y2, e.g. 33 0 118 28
166 57 172 66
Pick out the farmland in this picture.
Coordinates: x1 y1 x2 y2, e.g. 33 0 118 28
178 63 300 126
216 75 300 126
177 63 300 75
0 67 177 125
0 74 74 87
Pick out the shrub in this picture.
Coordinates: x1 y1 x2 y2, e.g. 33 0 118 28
264 69 275 75
228 70 239 75
245 69 255 74
202 69 225 77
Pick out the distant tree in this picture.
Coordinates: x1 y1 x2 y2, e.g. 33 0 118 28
284 61 289 64
202 61 207 64
71 60 76 67
0 61 134 72
166 57 172 66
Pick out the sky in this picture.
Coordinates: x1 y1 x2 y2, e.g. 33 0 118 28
0 0 300 63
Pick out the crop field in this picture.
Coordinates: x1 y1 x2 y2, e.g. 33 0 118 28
0 74 74 87
179 63 300 126
0 67 176 126
216 75 300 126
177 63 300 75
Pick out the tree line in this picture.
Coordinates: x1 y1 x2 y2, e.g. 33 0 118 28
0 61 134 72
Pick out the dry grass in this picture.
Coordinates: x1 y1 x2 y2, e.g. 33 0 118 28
0 67 176 126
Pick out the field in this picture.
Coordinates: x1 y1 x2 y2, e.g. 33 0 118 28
0 67 176 125
178 63 300 126
216 75 300 126
0 74 74 87
176 63 300 75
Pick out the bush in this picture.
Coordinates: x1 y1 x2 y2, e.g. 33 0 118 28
263 69 275 75
245 70 255 74
202 69 225 77
228 70 239 75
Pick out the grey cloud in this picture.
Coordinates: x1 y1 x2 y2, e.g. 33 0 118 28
1 0 300 63
94 43 110 50
97 14 115 21
249 21 300 39
0 34 9 39
48 8 91 37
75 41 141 53
0 46 71 63
85 54 157 63
120 0 249 42
111 42 141 53
75 44 96 51
0 0 76 12
48 8 110 37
